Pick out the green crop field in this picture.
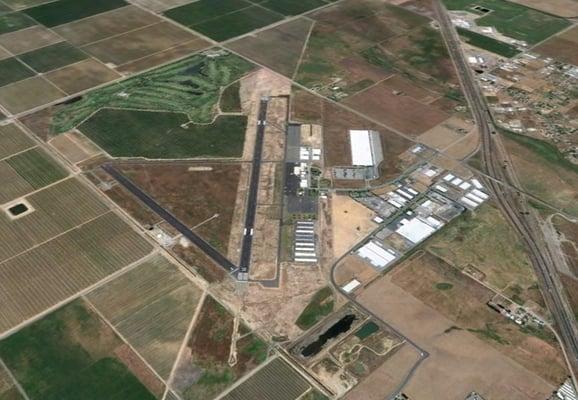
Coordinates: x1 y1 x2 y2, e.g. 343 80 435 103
0 300 157 400
0 124 35 160
457 27 520 57
187 6 283 41
442 0 570 44
259 0 331 16
19 42 88 73
0 58 35 87
79 110 247 159
88 255 203 378
165 0 251 26
23 0 127 27
296 287 334 330
0 12 36 34
220 358 311 400
6 147 68 189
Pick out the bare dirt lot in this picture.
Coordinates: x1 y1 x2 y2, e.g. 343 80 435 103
330 194 377 260
417 116 472 151
53 5 161 46
0 76 65 114
535 26 578 67
344 80 451 137
117 162 242 254
81 22 199 67
0 25 60 55
334 254 379 289
45 58 121 95
214 263 326 339
358 273 559 400
227 18 314 78
344 344 420 400
49 130 102 164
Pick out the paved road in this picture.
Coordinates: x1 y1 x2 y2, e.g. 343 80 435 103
102 164 238 273
238 98 269 277
434 0 578 377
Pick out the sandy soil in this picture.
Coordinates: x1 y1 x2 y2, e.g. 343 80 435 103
249 206 280 281
344 344 420 400
443 128 479 160
214 263 326 339
49 132 98 165
330 194 377 261
357 276 557 400
417 116 472 151
333 254 379 288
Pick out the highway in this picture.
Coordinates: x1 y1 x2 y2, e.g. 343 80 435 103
434 0 578 377
238 98 269 277
102 163 238 273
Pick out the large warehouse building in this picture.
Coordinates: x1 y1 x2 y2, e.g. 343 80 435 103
349 130 384 179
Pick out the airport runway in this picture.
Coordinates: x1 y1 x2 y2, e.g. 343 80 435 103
238 98 269 278
102 163 238 273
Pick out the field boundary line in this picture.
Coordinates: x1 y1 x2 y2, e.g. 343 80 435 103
0 173 73 208
83 295 168 387
115 37 211 70
78 20 164 48
0 357 31 400
0 250 157 340
162 290 208 400
291 20 315 81
0 209 111 266
0 144 38 163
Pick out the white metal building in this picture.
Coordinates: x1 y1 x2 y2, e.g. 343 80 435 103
349 130 384 179
357 241 397 269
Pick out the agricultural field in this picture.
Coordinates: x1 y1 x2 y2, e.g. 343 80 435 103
0 3 209 114
0 210 152 333
501 130 578 217
0 299 162 400
442 0 570 44
552 215 578 278
0 123 35 160
4 147 68 190
427 203 545 310
173 296 268 400
457 27 520 58
164 0 332 42
43 51 254 159
391 252 566 384
296 287 335 330
0 362 24 400
535 25 578 67
87 255 204 378
219 358 312 400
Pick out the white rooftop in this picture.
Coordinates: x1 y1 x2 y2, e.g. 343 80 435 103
342 279 361 293
396 218 436 244
357 241 396 269
350 130 375 166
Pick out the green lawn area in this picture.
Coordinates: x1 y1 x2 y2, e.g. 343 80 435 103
296 287 334 330
457 27 520 57
23 0 127 27
0 58 35 87
189 6 283 41
0 12 36 34
220 81 242 112
0 300 156 400
443 0 570 44
6 147 68 188
19 41 88 73
79 109 247 159
52 51 254 134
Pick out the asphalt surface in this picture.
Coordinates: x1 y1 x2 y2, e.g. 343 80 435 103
434 0 578 377
238 98 269 275
102 164 237 273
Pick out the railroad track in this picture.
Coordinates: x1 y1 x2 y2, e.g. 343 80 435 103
434 0 578 377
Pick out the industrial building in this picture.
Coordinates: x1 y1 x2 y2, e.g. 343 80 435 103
347 129 384 179
356 241 398 270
